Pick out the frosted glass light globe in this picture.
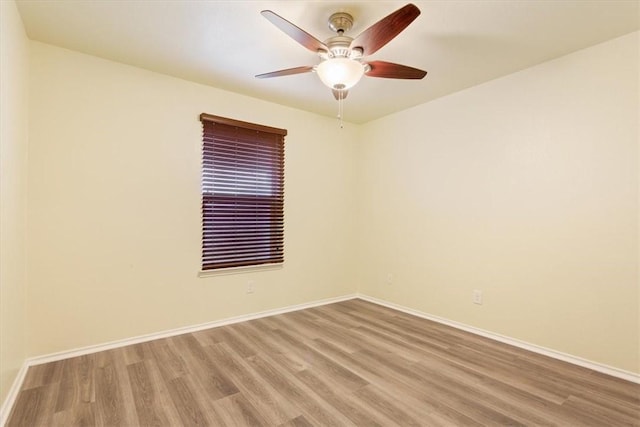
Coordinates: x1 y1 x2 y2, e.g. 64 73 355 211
316 58 365 90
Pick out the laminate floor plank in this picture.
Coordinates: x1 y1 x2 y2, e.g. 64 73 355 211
7 299 640 426
311 305 370 330
208 342 302 425
234 320 311 373
93 360 127 426
213 393 266 427
413 356 566 425
294 369 383 427
6 385 55 427
275 311 367 355
20 359 65 390
343 310 453 352
355 346 524 426
170 334 239 400
121 341 154 366
268 329 369 392
54 355 95 413
50 401 96 427
217 325 259 359
277 414 314 427
127 361 172 426
305 338 481 426
351 384 424 427
243 353 354 426
565 394 640 425
164 376 210 426
148 339 190 381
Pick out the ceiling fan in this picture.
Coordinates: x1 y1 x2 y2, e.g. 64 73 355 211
256 3 427 101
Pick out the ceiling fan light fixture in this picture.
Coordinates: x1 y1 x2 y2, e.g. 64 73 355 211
316 58 365 90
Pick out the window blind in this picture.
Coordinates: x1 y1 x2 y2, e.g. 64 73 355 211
200 114 286 270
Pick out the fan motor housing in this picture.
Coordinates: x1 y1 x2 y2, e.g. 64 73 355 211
325 35 352 58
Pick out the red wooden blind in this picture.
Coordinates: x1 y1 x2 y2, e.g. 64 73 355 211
200 114 286 270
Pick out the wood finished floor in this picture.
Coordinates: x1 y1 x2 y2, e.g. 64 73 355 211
7 299 640 426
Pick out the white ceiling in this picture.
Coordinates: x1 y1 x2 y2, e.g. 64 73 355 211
16 0 640 124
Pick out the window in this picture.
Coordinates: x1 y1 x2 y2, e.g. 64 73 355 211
200 113 286 271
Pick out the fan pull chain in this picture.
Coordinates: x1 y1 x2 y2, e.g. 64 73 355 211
338 91 344 128
334 84 346 129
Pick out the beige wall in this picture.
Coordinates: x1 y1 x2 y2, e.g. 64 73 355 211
357 32 639 373
26 42 359 356
0 0 30 403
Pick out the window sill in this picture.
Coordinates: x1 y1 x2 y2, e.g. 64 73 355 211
198 263 283 277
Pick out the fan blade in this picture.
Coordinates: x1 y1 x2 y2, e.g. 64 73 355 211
332 89 349 100
366 61 427 79
261 10 327 52
256 66 314 79
351 4 420 56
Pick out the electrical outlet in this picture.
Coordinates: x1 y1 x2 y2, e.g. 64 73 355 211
386 273 394 285
473 290 483 305
246 280 255 294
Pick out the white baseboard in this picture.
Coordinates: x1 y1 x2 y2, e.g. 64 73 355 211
0 293 357 426
0 361 28 427
28 293 358 366
357 294 640 384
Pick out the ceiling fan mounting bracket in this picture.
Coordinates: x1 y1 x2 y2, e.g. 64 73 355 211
328 12 354 34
